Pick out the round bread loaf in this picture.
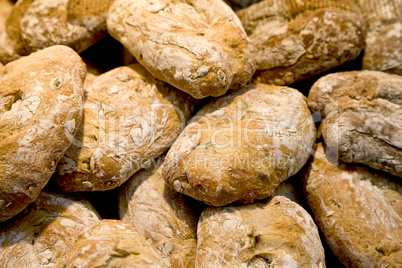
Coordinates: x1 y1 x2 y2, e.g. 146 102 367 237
107 0 256 99
0 191 101 268
53 64 194 192
5 0 114 57
0 45 86 221
356 0 402 74
119 156 198 267
304 143 402 267
236 0 365 85
56 219 167 268
196 196 326 267
163 82 316 206
308 70 402 177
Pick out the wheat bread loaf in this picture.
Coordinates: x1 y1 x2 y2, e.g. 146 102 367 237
53 64 194 192
303 143 402 267
5 0 115 57
163 82 315 206
0 45 86 221
119 156 198 267
196 196 326 267
236 0 365 85
308 70 402 177
0 191 101 268
56 219 167 268
356 0 402 74
107 0 256 99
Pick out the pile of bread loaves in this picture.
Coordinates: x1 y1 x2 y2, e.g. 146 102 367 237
0 0 401 267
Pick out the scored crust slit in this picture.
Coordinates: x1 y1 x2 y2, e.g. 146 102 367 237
0 45 86 221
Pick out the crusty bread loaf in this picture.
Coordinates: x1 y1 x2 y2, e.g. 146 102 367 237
5 0 114 57
0 0 19 64
237 0 365 85
196 196 326 267
0 45 86 221
163 82 315 206
119 156 198 267
0 191 101 267
53 64 194 192
56 219 167 268
356 0 402 74
107 0 256 99
308 70 402 177
304 143 402 267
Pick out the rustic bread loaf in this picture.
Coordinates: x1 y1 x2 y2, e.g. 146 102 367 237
119 156 198 267
5 0 114 57
107 0 256 99
304 143 402 267
163 82 315 206
236 0 365 85
0 45 86 221
53 64 194 192
0 0 19 64
56 219 167 268
0 191 101 268
196 196 326 267
308 70 402 177
356 0 402 74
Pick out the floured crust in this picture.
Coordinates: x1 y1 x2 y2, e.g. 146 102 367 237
163 82 316 206
0 45 86 221
303 143 402 267
308 70 402 177
56 219 167 268
53 64 194 192
5 0 114 57
196 196 325 267
107 0 256 99
237 0 365 85
119 156 198 267
0 191 101 268
356 0 402 74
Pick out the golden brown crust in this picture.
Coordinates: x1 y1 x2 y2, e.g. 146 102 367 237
119 156 198 267
56 219 167 268
0 0 19 64
303 143 402 267
237 0 365 85
0 191 101 267
53 64 194 192
196 196 326 267
308 70 402 177
107 0 255 99
0 45 86 221
5 0 114 56
163 82 315 206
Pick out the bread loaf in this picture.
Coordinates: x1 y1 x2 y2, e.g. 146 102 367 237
107 0 256 99
0 45 86 221
237 0 365 85
196 196 326 267
0 0 19 64
5 0 114 57
119 156 198 267
308 70 402 177
0 191 101 267
356 0 402 74
53 64 194 192
163 82 315 206
57 219 167 268
303 143 402 267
